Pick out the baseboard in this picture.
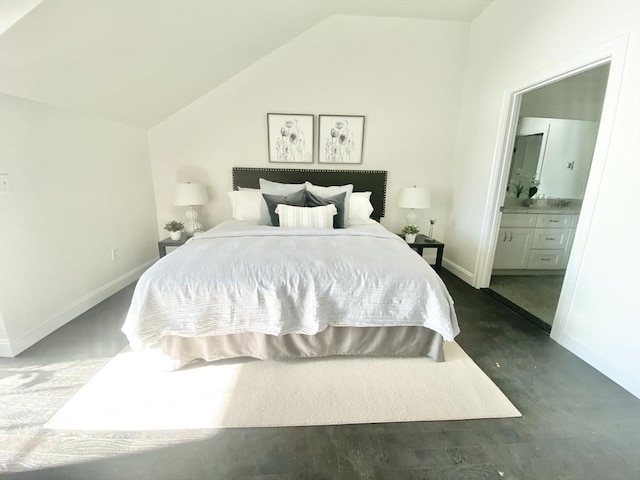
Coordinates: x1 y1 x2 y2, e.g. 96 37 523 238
555 331 640 399
1 260 155 358
442 258 475 286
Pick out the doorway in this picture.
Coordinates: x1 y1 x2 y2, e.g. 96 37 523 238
485 64 610 332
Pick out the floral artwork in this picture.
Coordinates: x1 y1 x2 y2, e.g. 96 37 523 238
267 113 314 163
319 115 365 164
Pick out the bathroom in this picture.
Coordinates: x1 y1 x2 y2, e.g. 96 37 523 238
487 64 610 332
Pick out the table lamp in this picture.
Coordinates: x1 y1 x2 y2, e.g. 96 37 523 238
173 182 209 234
398 185 430 226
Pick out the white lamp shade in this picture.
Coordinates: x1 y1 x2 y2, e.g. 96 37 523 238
173 183 209 206
398 186 430 209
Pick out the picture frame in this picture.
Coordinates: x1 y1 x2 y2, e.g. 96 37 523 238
267 113 314 163
318 114 365 164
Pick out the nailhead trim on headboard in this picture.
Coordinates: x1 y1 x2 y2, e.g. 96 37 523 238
232 167 388 220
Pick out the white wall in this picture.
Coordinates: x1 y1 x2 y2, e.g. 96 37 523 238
450 0 640 396
148 15 469 239
519 64 609 121
0 94 158 356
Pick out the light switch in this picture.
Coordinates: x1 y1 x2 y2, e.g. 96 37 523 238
0 174 9 192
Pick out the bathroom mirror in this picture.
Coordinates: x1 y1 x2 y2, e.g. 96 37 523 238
509 117 599 200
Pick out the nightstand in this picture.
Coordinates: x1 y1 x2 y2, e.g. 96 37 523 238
158 234 192 258
402 234 445 274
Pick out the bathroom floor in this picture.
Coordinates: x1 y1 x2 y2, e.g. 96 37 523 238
489 274 565 328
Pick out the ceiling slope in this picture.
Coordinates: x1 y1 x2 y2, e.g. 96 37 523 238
0 0 491 128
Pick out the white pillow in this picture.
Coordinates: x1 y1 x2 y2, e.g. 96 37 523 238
227 191 262 222
304 182 353 226
350 191 376 225
275 204 337 229
258 179 306 225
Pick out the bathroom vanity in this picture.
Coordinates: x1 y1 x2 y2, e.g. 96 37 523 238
493 203 580 272
493 115 595 274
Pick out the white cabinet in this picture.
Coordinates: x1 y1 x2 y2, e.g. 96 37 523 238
528 250 565 268
493 227 535 269
536 214 572 228
531 228 571 250
494 212 579 271
501 213 537 228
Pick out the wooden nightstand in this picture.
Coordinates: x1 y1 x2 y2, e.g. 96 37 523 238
402 234 445 274
158 234 192 258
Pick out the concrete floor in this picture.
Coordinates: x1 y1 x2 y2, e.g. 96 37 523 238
489 274 564 328
1 270 638 480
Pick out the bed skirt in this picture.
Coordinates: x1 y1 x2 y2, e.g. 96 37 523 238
161 326 444 369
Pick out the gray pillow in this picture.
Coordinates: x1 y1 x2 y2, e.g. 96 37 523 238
305 191 347 228
262 190 307 226
304 182 354 226
258 179 306 224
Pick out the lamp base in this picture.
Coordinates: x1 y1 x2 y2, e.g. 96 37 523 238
185 206 203 235
405 209 418 226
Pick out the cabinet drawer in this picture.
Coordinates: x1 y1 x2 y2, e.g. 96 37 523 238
536 214 572 228
501 213 537 228
528 250 565 269
531 229 570 249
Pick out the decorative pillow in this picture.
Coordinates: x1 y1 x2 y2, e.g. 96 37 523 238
227 190 262 222
305 191 347 229
350 191 376 225
259 178 306 195
258 179 306 224
304 182 354 226
238 187 271 223
262 190 307 226
276 204 337 229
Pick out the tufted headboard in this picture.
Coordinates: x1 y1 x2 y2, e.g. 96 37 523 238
232 167 388 221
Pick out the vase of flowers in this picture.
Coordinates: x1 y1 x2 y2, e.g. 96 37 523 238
510 169 540 198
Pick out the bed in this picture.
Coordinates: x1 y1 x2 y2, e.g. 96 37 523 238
122 168 459 368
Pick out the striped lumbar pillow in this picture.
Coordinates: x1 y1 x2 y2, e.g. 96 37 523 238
275 204 337 229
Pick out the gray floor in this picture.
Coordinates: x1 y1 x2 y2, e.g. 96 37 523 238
1 271 638 480
489 275 565 326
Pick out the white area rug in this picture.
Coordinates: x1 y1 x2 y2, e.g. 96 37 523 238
45 342 520 430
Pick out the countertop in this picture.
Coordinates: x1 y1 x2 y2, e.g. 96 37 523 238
503 206 581 215
502 198 582 215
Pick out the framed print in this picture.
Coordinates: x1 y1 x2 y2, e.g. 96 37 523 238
319 114 365 164
267 113 314 163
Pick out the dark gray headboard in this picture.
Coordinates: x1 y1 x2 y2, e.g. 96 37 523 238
232 167 387 221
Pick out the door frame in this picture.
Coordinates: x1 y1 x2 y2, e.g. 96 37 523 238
475 34 629 340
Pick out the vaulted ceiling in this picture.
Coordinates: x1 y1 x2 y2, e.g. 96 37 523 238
0 0 492 129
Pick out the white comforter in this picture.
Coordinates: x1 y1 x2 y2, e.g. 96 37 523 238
122 221 459 350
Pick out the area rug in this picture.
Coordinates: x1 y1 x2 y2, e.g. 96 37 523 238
44 342 520 430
